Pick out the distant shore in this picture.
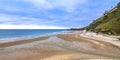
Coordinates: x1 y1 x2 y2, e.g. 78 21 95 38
0 30 120 60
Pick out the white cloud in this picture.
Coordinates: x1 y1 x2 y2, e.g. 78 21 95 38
0 14 52 25
0 14 67 29
51 0 87 12
27 0 87 12
0 14 34 24
0 0 87 14
0 24 67 29
28 0 53 9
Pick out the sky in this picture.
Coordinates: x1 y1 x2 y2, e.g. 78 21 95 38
0 0 119 29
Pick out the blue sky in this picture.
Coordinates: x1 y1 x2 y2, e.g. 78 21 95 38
0 0 119 29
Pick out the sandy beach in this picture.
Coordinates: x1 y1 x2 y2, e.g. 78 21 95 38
0 31 120 60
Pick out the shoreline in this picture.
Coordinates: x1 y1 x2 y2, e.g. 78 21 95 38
0 30 70 44
0 36 49 48
0 30 120 60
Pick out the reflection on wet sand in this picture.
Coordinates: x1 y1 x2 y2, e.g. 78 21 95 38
0 34 120 60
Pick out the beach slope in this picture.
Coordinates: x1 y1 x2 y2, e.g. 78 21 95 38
0 32 120 60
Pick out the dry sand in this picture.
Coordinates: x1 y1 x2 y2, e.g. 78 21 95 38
0 32 120 60
77 30 120 47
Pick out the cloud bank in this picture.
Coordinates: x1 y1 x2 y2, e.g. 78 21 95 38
0 0 119 29
0 24 67 29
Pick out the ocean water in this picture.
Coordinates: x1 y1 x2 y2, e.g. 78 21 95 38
0 29 68 42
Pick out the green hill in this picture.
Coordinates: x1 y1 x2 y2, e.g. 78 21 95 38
86 2 120 35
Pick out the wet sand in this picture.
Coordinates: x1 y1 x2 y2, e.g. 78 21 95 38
0 36 49 48
0 32 120 60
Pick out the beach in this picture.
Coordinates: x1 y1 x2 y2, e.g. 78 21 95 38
0 31 120 60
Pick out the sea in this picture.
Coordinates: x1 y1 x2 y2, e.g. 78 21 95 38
0 29 68 42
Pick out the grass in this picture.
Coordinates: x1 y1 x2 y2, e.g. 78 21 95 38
86 2 120 35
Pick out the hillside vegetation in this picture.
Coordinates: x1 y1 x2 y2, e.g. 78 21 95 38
86 2 120 35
